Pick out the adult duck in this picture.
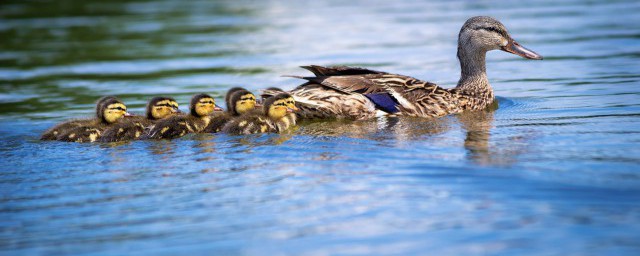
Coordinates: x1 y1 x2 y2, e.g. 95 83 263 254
265 16 542 120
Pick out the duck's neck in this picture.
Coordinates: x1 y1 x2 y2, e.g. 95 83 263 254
455 46 493 100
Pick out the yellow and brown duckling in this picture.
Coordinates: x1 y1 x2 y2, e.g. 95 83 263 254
98 96 180 142
55 97 131 142
41 96 117 140
222 92 298 135
261 87 298 127
144 93 221 139
204 88 258 133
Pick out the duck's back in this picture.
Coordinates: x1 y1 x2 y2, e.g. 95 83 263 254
55 120 105 142
222 114 274 135
98 117 151 142
144 114 208 139
281 65 478 120
41 118 93 140
203 112 233 133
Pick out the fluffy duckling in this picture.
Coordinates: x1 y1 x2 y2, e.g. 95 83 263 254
56 97 131 142
41 96 117 140
204 88 258 133
222 93 298 135
98 96 180 142
261 87 297 127
144 94 220 139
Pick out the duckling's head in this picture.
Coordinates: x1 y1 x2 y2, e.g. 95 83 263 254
147 96 180 120
458 16 542 60
95 96 118 118
190 93 218 117
284 95 298 112
225 87 248 111
264 93 296 120
98 97 130 124
229 90 257 115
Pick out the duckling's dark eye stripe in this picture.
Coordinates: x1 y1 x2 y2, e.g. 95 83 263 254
110 107 126 111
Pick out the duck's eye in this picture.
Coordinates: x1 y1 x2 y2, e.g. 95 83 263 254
110 107 126 111
477 26 506 37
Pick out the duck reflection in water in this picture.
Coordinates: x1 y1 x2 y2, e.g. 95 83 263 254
297 99 529 167
457 101 530 166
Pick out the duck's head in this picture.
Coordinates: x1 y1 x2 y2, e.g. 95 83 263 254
229 90 257 115
190 93 221 117
264 93 297 120
147 96 180 120
458 16 542 60
97 97 131 124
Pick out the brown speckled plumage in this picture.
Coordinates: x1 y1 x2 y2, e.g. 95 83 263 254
268 16 541 120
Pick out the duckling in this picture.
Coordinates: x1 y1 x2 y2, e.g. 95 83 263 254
98 96 180 142
41 96 117 140
204 88 258 133
144 93 220 139
261 87 297 127
56 97 131 142
222 92 298 135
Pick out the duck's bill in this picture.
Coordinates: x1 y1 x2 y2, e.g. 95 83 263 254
286 108 295 113
214 105 224 111
124 112 134 117
502 39 543 60
172 108 182 114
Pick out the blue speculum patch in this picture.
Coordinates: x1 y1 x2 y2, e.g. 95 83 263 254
365 93 399 113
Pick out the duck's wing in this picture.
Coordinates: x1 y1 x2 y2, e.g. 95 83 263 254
294 70 458 116
300 65 387 76
373 75 463 117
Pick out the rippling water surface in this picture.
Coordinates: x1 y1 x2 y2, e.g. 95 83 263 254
2 0 640 254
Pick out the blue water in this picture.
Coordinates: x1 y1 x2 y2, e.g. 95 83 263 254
2 0 640 255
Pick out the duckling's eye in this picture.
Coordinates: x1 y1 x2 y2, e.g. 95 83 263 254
156 104 173 108
110 107 126 111
199 100 215 105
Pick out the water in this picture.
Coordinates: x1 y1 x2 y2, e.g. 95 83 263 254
2 0 640 254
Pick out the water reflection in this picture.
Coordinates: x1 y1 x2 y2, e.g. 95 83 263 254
457 101 531 167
